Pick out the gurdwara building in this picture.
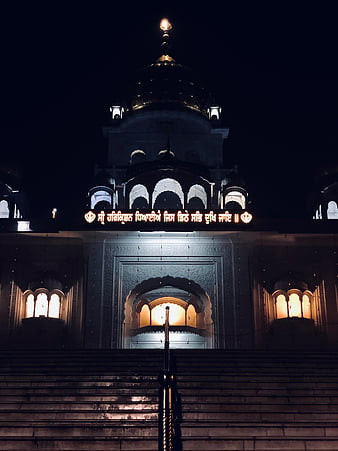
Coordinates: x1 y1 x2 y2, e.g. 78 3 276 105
0 18 337 353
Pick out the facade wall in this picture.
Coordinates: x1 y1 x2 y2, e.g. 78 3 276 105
0 230 336 350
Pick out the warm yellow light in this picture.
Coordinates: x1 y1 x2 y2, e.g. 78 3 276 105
276 294 288 319
160 18 172 32
35 292 48 317
289 293 302 317
151 302 185 326
26 294 35 318
302 294 311 319
49 293 61 318
187 304 196 327
139 304 150 327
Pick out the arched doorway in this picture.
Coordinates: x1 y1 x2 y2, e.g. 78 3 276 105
123 276 213 349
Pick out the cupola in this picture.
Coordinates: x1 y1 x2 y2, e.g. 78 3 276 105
128 18 218 118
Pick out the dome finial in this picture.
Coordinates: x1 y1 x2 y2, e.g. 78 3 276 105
159 17 173 55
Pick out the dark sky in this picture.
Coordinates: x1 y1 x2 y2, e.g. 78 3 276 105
1 3 337 219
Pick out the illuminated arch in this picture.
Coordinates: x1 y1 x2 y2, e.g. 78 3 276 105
327 200 338 219
90 190 112 209
137 297 196 328
150 298 187 326
152 178 184 208
129 184 149 209
0 199 9 218
272 289 313 320
187 184 207 209
224 190 246 210
23 288 64 319
139 304 150 328
130 149 146 165
124 276 214 349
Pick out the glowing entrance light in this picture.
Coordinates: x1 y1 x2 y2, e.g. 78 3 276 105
152 302 185 326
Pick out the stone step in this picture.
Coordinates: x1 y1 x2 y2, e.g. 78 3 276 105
2 393 338 404
0 401 337 413
0 411 158 421
1 349 338 449
0 361 336 371
2 421 338 438
0 437 158 450
0 401 158 411
2 409 338 422
182 411 338 421
1 436 338 451
2 351 338 369
1 374 338 384
0 422 158 438
0 394 157 402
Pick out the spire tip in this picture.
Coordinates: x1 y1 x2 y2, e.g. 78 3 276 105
160 18 172 32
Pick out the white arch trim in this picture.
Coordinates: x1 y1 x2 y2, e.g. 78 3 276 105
0 199 9 218
224 190 246 209
187 184 207 208
327 200 338 219
152 178 184 208
90 190 112 209
129 184 149 209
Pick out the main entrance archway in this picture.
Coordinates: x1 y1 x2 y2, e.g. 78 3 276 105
123 276 213 349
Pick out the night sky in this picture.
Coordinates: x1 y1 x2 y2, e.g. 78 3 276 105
1 3 337 220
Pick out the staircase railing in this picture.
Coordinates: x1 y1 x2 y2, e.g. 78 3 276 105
158 306 176 451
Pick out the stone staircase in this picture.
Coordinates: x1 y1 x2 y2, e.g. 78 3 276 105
0 349 338 450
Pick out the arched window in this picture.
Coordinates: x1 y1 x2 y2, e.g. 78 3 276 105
49 293 61 318
90 190 112 210
327 201 338 219
137 297 197 328
224 190 246 210
276 293 288 319
24 289 63 319
139 304 150 328
35 292 48 317
152 178 184 209
129 184 149 209
273 289 313 320
187 184 207 209
130 149 146 165
26 293 35 318
187 304 197 327
0 199 9 218
154 191 183 209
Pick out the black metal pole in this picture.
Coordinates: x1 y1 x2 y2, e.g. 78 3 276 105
158 306 174 451
164 306 170 371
